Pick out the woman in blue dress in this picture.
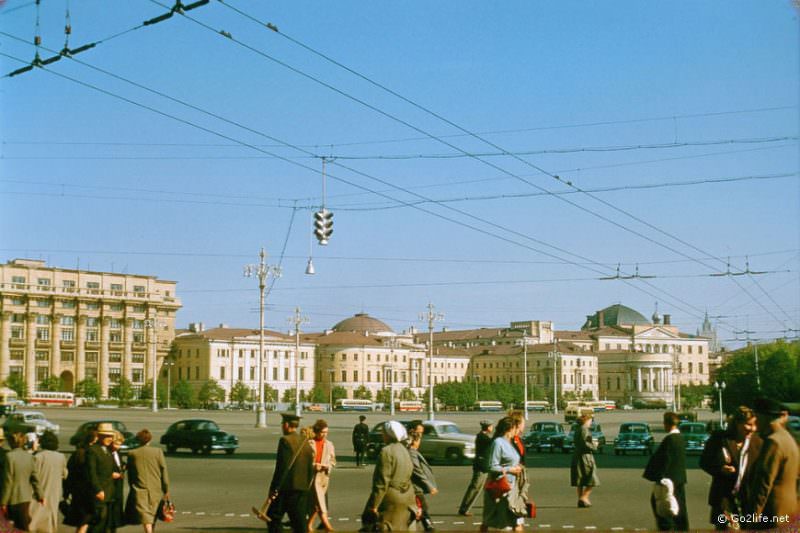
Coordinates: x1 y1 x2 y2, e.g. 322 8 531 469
481 416 525 532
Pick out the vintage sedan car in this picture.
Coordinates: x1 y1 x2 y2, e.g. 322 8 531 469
560 422 606 454
160 419 238 455
69 420 139 451
3 411 60 436
679 422 710 454
523 421 567 452
787 415 800 445
614 422 654 455
366 420 475 463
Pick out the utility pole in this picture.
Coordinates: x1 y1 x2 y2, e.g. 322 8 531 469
244 248 281 428
143 318 162 413
550 339 561 415
420 303 444 421
288 307 310 418
523 337 529 420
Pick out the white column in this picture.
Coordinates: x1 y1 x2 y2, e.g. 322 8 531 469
648 367 654 393
0 311 13 383
637 367 642 392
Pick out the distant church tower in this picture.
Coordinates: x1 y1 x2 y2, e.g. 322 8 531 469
697 311 719 352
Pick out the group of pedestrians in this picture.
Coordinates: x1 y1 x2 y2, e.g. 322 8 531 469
0 422 170 533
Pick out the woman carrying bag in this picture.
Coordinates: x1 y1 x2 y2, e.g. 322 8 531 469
570 414 599 508
481 417 525 533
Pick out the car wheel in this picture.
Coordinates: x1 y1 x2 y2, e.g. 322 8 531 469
191 447 200 455
202 444 212 455
445 448 462 463
614 449 620 456
225 449 235 455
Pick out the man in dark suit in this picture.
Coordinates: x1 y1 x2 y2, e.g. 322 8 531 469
744 398 799 530
267 413 314 533
352 415 369 467
87 422 117 533
458 420 493 516
644 412 688 531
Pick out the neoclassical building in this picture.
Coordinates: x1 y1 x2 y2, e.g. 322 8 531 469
0 258 181 397
171 323 316 401
306 313 471 401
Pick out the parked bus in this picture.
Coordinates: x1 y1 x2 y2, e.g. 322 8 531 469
524 400 550 412
26 391 76 407
474 400 504 412
397 400 423 412
334 399 375 411
0 387 19 416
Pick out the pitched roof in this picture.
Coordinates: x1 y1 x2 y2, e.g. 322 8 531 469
177 327 294 342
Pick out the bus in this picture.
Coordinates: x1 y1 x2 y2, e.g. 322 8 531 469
26 391 76 407
397 400 423 412
474 400 504 412
334 399 375 412
524 400 550 412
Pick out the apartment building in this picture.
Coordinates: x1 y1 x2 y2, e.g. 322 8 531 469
0 258 181 398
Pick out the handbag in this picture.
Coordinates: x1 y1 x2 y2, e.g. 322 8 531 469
526 500 537 519
157 499 176 522
484 474 511 499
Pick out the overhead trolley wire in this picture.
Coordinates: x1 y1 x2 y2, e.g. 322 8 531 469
0 47 721 330
216 2 796 329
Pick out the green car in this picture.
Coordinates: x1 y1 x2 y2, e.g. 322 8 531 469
614 422 654 455
160 419 238 455
679 422 709 454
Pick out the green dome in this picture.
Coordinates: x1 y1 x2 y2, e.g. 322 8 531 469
582 304 649 330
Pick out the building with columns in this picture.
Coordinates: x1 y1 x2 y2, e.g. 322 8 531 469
171 323 316 402
0 258 181 398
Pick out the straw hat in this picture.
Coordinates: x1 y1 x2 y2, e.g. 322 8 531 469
96 422 115 436
112 431 125 446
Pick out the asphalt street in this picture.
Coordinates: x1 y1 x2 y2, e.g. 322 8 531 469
20 407 722 532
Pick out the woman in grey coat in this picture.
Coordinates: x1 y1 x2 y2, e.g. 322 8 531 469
570 414 599 508
364 421 416 532
124 430 169 533
29 431 67 533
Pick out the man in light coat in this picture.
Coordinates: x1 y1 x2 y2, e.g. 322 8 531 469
745 398 799 530
0 431 43 531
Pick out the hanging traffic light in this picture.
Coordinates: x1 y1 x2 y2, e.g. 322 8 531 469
313 209 333 245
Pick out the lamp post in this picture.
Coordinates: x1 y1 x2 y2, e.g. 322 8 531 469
244 247 282 428
548 346 561 414
387 338 398 416
143 318 162 412
288 307 309 418
522 338 529 420
328 368 335 412
714 381 726 426
163 357 175 409
419 303 444 421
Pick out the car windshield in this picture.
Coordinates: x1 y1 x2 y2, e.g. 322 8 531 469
25 414 45 421
196 421 219 431
680 424 705 434
435 424 461 434
112 421 128 432
622 425 647 433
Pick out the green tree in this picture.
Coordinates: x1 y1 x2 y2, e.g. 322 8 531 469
331 386 347 403
39 376 63 392
353 385 373 400
399 388 417 401
139 380 168 404
109 377 135 406
75 377 100 400
4 374 27 398
198 379 225 408
306 386 327 403
263 384 278 403
171 379 195 409
230 381 250 407
282 388 308 403
681 384 710 410
375 388 391 405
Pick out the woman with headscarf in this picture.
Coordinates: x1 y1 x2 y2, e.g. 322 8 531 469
63 430 97 533
481 417 525 533
124 430 169 533
363 421 416 532
570 414 599 508
700 406 762 530
29 430 67 533
307 419 336 532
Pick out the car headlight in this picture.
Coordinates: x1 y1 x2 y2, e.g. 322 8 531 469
210 435 217 441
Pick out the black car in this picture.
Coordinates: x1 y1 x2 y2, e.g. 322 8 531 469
160 419 238 455
69 420 140 452
560 422 606 454
365 421 418 459
523 421 567 452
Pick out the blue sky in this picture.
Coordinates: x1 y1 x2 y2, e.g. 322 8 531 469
1 0 798 344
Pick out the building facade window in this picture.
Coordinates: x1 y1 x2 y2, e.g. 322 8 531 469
109 368 121 383
132 353 144 364
86 351 98 363
109 352 122 363
35 350 49 361
61 351 74 362
132 369 144 383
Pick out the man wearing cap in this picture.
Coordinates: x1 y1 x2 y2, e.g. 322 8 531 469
744 398 799 529
458 420 493 517
352 415 369 467
87 422 117 533
266 413 314 533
